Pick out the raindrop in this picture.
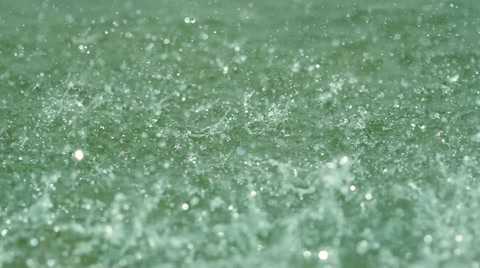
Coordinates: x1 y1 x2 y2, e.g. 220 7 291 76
74 149 84 161
30 238 39 247
184 17 196 24
236 146 246 156
318 250 329 260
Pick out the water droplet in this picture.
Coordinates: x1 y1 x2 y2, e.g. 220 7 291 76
236 146 246 156
448 74 459 83
318 250 329 260
184 17 196 24
74 149 84 161
30 238 39 247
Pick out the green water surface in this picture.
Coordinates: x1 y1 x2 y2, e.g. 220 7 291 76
1 0 480 267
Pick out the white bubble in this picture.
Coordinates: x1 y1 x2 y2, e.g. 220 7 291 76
74 149 84 161
318 250 329 260
182 203 189 210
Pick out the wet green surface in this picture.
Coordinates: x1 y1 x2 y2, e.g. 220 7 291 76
1 0 480 267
